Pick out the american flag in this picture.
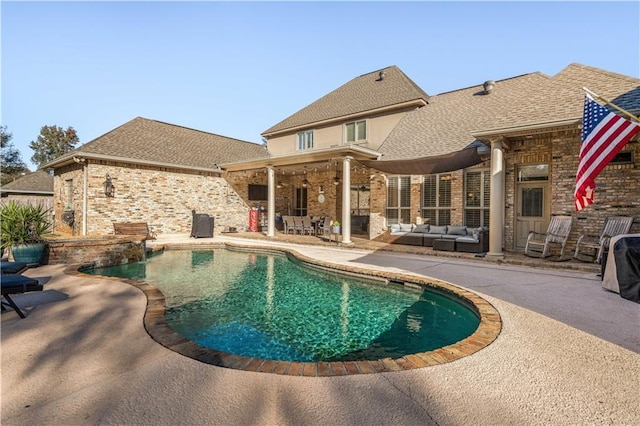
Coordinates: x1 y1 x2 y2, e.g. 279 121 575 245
574 94 640 211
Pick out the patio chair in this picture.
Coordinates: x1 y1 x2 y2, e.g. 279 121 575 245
317 217 332 237
282 216 294 234
574 216 634 263
301 216 315 235
524 215 573 260
1 274 43 319
291 216 305 235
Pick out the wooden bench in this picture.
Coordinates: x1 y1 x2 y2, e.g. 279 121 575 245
113 222 157 240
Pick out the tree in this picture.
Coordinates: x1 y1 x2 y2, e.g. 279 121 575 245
1 126 29 185
29 125 79 169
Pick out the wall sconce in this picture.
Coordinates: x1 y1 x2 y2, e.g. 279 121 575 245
277 181 283 189
104 173 115 197
333 176 340 185
302 179 308 188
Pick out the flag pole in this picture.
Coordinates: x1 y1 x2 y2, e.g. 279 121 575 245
583 87 640 123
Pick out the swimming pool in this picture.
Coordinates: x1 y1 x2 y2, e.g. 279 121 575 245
84 244 501 375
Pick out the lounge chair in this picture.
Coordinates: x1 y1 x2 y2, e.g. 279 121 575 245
524 215 573 260
1 274 43 318
1 261 28 275
574 216 634 263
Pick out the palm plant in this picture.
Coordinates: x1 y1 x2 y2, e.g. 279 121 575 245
1 201 52 250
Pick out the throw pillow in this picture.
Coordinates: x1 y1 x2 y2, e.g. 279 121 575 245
447 226 467 236
428 225 448 234
414 224 430 233
399 223 414 232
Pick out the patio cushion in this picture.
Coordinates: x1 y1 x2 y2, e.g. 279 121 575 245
1 261 28 274
428 225 447 234
447 226 467 236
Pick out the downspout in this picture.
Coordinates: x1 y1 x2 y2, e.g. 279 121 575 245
83 161 88 236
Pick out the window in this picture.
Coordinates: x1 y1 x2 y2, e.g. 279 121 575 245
294 187 307 216
297 130 313 150
345 120 367 143
422 174 451 226
386 176 411 225
610 151 633 165
517 164 549 182
465 170 490 228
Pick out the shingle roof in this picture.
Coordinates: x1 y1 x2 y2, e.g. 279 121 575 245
262 65 430 135
1 170 54 193
377 63 640 160
53 117 269 170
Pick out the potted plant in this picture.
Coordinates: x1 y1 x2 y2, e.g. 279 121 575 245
331 219 341 234
1 201 52 266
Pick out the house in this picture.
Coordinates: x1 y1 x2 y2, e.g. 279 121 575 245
44 117 268 236
46 63 640 257
1 170 54 223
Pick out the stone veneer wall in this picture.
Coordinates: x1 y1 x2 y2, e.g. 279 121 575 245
54 161 252 237
46 237 145 267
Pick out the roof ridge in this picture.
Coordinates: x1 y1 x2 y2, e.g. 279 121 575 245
433 71 546 96
140 117 260 146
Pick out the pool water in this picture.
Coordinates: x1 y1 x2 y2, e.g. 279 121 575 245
89 248 480 362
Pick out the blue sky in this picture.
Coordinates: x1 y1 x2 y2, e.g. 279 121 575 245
2 1 639 170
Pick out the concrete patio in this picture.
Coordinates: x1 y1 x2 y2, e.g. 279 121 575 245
2 234 638 425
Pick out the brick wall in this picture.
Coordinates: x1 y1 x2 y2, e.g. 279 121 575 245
503 129 640 251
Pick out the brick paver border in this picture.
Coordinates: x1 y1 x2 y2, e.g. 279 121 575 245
68 242 502 376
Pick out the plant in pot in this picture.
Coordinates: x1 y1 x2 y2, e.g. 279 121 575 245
331 219 341 234
1 201 53 267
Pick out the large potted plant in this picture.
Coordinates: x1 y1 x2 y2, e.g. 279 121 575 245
331 220 341 234
1 201 52 266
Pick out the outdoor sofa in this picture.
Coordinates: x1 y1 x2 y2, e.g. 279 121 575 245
389 223 489 253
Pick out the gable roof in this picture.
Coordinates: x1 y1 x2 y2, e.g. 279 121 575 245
46 117 269 171
262 65 430 136
376 63 640 162
1 170 54 195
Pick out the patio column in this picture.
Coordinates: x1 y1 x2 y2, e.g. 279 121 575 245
341 156 352 244
266 165 275 237
488 138 505 259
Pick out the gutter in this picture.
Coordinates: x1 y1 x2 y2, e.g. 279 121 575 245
472 117 581 138
44 152 223 174
220 145 381 171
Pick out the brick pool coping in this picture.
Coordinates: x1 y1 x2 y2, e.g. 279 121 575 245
66 242 502 376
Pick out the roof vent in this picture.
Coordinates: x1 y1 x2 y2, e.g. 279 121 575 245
483 80 495 95
377 70 386 81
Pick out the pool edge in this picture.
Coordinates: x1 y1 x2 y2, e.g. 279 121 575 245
66 242 502 376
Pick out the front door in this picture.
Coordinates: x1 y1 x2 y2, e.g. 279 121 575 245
515 165 550 249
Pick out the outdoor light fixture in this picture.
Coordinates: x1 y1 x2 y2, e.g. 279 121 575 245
277 181 283 189
302 179 308 188
104 173 115 197
333 177 340 185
